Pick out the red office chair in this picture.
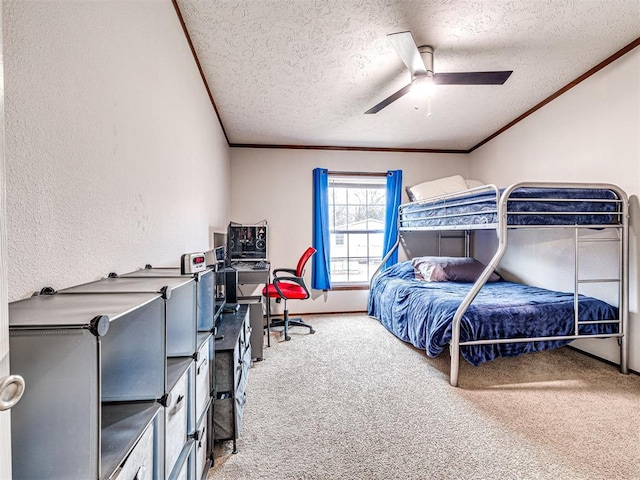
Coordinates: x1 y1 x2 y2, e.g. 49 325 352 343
262 247 316 341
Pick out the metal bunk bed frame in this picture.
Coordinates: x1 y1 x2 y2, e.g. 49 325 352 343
374 182 629 387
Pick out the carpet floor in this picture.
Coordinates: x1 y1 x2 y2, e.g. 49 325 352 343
207 314 640 480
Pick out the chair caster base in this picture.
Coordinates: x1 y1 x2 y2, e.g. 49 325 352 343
284 335 291 341
310 329 316 334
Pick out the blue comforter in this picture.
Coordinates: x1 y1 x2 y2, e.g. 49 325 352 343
401 187 619 228
368 261 618 365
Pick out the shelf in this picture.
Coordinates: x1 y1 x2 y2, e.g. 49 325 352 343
101 401 161 480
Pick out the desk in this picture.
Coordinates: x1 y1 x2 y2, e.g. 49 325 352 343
224 263 270 355
233 263 270 288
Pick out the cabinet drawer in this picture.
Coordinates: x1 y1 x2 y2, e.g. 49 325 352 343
236 343 251 389
165 370 189 475
194 409 209 480
195 341 210 420
214 345 238 392
111 421 155 480
236 357 249 398
235 391 247 437
213 392 247 441
240 317 251 350
213 396 234 441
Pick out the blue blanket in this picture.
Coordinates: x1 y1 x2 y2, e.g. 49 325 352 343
401 187 619 229
368 261 618 365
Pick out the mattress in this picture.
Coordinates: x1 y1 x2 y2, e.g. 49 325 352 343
368 261 618 366
400 187 620 229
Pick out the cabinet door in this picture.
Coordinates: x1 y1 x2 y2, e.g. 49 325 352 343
195 341 210 420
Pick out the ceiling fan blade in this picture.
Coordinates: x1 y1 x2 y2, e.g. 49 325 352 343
364 83 412 114
387 31 428 77
433 71 513 85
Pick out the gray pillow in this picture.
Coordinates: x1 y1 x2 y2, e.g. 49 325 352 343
411 256 500 283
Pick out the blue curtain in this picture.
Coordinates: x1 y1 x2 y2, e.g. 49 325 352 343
312 168 331 290
382 170 403 269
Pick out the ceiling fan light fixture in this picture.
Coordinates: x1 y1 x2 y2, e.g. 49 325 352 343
411 74 435 98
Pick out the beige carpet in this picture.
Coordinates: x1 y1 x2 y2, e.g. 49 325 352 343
208 314 640 480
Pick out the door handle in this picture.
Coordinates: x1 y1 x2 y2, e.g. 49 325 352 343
0 375 25 411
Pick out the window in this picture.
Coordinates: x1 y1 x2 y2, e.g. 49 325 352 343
328 174 386 284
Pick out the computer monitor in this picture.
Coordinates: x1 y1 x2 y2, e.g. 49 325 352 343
228 224 268 262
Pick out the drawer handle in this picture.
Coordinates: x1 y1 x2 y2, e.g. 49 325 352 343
172 394 184 415
134 465 145 480
169 394 185 416
197 358 207 375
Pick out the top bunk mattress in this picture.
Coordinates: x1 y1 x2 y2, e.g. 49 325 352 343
400 185 623 230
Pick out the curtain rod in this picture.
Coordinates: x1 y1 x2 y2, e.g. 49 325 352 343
327 170 388 177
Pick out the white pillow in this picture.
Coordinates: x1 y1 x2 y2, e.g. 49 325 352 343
408 175 469 201
465 179 485 189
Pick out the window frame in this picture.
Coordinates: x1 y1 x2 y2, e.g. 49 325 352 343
327 171 387 287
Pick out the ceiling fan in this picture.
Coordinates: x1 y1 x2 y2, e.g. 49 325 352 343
365 31 513 114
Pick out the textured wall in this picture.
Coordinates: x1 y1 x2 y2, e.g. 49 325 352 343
4 0 230 301
470 48 640 372
230 147 469 314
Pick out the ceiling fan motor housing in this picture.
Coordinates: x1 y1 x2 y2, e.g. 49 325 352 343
417 45 434 78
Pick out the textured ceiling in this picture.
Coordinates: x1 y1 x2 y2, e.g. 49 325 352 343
176 0 640 151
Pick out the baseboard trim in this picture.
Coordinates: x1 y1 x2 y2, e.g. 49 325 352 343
266 310 368 318
566 345 639 377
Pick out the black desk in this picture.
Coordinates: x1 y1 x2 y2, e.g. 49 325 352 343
224 263 271 353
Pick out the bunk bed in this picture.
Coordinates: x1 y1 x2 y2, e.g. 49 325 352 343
368 182 629 387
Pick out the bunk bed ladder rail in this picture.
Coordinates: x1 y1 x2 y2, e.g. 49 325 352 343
573 226 629 373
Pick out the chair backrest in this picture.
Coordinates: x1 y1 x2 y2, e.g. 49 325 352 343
296 247 317 277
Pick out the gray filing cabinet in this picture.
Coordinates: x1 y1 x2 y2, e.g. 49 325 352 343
59 276 198 358
213 304 251 453
122 267 215 480
9 292 165 480
121 267 216 333
58 275 207 479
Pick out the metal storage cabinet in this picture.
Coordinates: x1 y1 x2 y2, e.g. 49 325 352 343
122 267 216 333
59 276 197 358
9 292 165 480
123 268 217 421
58 275 199 479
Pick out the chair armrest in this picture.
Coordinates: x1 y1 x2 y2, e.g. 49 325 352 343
272 275 311 299
272 268 297 277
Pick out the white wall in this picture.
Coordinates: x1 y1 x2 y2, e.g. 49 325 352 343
4 0 230 301
230 147 469 313
470 48 640 372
